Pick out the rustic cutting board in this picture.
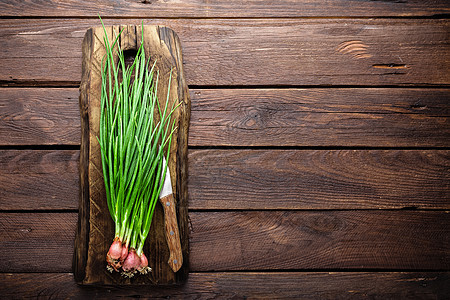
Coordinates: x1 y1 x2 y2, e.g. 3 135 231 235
73 25 190 285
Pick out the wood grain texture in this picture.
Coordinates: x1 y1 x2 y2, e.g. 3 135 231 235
189 211 450 271
159 194 183 272
0 272 448 299
0 213 77 272
0 150 79 210
1 0 448 298
192 88 450 116
0 88 80 145
1 149 448 210
0 88 448 146
190 89 450 147
1 19 449 86
188 149 450 210
73 27 91 283
0 0 449 17
1 212 449 272
75 25 190 285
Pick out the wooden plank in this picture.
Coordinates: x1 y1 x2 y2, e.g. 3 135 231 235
193 88 450 116
190 211 450 271
1 19 449 86
0 272 448 299
0 213 77 272
75 25 190 285
0 0 449 17
1 212 449 272
1 149 448 210
190 89 450 147
0 88 80 145
0 150 79 210
188 149 450 210
1 88 449 146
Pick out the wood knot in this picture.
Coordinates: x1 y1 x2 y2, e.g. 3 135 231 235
241 107 267 130
336 40 372 59
308 215 344 235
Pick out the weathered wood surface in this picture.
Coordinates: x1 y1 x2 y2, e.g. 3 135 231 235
2 19 449 86
0 213 77 272
1 88 449 146
75 25 190 285
0 150 79 210
190 96 450 147
1 212 449 272
0 272 448 299
190 211 450 270
189 149 450 210
1 0 449 297
0 88 80 145
1 149 449 210
193 88 450 116
191 88 450 146
1 0 449 17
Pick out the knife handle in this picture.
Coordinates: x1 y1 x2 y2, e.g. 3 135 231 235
159 193 183 272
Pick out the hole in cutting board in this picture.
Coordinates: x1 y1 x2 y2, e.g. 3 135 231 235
123 49 138 69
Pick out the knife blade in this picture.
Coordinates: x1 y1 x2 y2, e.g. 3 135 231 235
159 155 183 272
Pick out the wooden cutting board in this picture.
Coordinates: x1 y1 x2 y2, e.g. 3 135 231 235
73 25 190 285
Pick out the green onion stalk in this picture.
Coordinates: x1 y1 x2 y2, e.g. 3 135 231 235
98 19 179 277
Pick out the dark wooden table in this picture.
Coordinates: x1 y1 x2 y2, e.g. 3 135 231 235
1 1 449 298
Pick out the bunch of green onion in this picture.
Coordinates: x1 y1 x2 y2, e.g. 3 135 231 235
98 20 179 277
